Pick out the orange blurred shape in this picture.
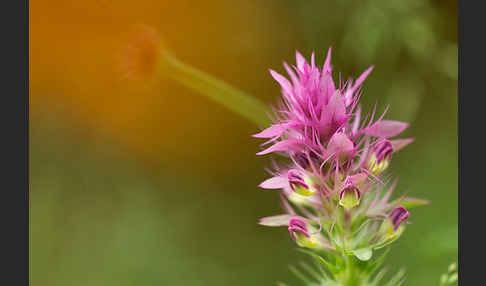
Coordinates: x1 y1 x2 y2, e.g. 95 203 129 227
116 24 162 87
30 0 272 174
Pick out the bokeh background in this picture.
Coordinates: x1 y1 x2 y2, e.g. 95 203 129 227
30 0 457 285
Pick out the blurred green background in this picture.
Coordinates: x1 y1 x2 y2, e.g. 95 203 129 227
30 0 457 285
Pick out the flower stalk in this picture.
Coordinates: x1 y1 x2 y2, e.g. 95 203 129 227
118 25 270 127
156 50 271 127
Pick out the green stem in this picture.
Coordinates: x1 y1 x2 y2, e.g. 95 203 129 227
343 254 360 286
157 51 271 127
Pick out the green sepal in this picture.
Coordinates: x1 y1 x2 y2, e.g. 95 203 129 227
352 248 373 261
390 196 429 209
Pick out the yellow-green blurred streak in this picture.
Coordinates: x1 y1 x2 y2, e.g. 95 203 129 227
159 51 271 127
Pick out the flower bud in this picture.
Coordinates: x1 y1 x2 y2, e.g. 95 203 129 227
367 140 393 175
388 206 410 230
379 206 410 242
288 218 319 248
287 169 317 196
339 183 361 209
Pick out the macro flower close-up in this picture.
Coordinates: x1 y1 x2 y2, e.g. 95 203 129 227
29 0 458 285
256 50 423 285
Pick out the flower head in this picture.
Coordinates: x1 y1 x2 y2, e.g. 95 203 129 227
254 48 409 186
254 49 422 265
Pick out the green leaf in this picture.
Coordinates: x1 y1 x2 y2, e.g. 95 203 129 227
352 248 373 261
289 265 314 285
297 249 338 274
390 197 429 209
299 261 322 281
367 248 390 275
384 268 406 286
369 267 389 286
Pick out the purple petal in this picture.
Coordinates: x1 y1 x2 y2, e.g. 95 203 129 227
365 120 409 138
270 69 293 95
351 65 374 93
351 107 361 134
348 172 368 185
253 124 286 138
259 175 288 189
322 47 332 74
327 132 354 157
296 50 306 71
390 138 414 152
256 140 302 155
284 62 299 87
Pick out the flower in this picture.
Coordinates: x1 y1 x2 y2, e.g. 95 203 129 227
367 139 393 175
254 49 423 271
254 48 410 190
339 182 361 209
288 218 319 248
388 206 410 230
287 169 317 196
377 206 410 244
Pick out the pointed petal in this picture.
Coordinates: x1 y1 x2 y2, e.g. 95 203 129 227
327 132 354 157
365 120 409 138
351 65 374 92
270 69 293 95
253 124 286 138
296 50 306 71
352 106 361 134
256 139 302 155
258 214 293 226
284 62 299 87
259 175 288 189
323 92 347 124
348 172 368 185
390 138 414 152
322 47 332 74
